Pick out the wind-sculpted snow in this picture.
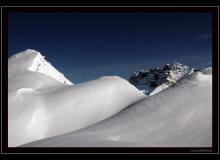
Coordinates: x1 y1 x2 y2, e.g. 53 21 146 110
9 49 73 86
9 75 145 146
8 50 145 147
22 71 212 147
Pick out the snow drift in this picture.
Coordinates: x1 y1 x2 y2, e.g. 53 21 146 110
22 70 212 147
8 50 145 147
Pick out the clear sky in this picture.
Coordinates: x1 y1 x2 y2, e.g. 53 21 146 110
8 13 212 83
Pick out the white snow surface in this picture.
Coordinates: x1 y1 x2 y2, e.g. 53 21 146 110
22 71 212 147
9 49 73 87
8 50 145 147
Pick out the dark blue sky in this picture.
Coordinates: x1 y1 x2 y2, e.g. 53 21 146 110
8 13 212 83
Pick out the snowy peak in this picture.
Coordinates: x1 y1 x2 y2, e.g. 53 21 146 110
129 62 190 95
28 51 73 85
10 49 39 58
9 49 73 85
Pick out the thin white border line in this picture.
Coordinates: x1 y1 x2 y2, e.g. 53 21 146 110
1 6 220 7
217 5 220 155
1 5 2 155
1 6 219 154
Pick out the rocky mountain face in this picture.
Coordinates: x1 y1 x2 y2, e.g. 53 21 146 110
129 62 190 95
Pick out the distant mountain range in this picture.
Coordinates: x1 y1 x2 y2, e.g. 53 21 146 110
128 62 208 95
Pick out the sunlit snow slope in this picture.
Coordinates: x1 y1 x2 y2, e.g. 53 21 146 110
22 71 212 147
8 50 145 147
9 49 73 88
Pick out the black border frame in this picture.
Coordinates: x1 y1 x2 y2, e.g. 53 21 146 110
1 6 219 154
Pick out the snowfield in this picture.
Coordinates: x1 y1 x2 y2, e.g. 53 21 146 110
8 49 212 147
8 50 145 147
22 71 212 147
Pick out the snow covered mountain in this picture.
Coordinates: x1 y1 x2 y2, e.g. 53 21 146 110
8 50 145 147
22 70 212 147
9 49 73 86
8 49 212 148
129 62 191 95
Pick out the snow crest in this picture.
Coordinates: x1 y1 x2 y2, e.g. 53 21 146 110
9 49 73 85
9 76 145 147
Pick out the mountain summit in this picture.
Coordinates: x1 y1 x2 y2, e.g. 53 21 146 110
129 62 191 95
9 49 73 85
